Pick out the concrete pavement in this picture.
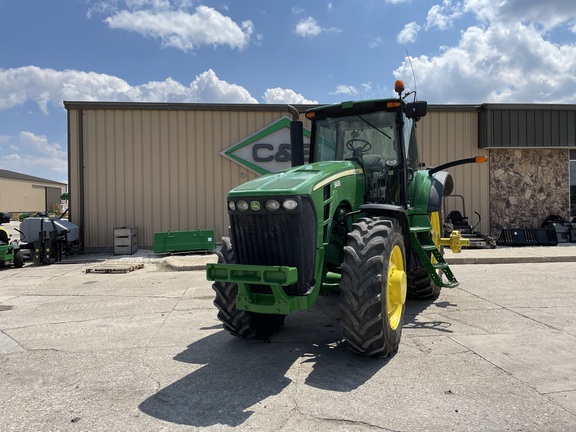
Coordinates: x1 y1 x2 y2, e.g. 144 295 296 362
155 243 576 270
1 227 576 430
116 243 576 271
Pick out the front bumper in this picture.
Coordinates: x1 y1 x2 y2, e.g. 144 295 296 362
207 263 317 314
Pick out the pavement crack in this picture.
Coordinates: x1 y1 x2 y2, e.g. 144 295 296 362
2 311 177 331
311 416 401 431
458 289 572 334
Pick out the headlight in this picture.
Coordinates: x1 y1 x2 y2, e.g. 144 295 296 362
237 200 249 212
283 199 298 211
228 201 236 211
265 199 280 211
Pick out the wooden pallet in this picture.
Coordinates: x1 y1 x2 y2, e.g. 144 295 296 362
85 263 144 274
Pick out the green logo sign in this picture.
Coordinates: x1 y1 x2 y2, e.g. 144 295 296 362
250 201 261 211
221 117 311 175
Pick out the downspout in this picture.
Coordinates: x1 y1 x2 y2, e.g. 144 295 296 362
77 109 85 250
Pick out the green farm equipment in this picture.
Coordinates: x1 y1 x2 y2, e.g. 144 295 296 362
207 80 486 357
0 227 24 269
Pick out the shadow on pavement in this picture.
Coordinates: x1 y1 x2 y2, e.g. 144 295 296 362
403 298 455 333
139 293 449 427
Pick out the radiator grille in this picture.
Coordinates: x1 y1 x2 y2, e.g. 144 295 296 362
230 198 316 295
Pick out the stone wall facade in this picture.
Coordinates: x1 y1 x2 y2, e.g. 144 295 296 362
490 149 570 237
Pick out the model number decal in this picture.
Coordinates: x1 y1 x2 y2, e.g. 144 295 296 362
313 169 363 191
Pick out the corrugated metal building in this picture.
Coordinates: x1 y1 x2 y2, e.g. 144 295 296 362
64 102 576 249
0 169 67 216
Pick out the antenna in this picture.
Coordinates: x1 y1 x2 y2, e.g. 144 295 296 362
405 49 417 102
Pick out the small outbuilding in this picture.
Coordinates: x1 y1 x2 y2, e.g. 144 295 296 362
0 169 67 218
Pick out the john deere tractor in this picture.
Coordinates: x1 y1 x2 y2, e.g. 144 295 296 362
207 80 485 357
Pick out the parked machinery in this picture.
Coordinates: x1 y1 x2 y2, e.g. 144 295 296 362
17 217 80 264
444 195 496 248
207 80 486 357
0 211 11 224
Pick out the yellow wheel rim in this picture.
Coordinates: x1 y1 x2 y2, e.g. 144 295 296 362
430 211 441 264
386 245 406 330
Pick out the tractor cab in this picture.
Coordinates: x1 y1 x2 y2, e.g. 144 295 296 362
305 87 426 207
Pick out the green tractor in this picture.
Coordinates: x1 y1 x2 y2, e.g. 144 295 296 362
0 227 24 269
207 80 485 357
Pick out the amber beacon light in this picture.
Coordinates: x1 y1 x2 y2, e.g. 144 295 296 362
475 156 488 164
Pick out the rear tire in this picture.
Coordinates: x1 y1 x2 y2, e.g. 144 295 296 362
340 217 407 358
407 266 439 299
407 211 442 300
13 250 24 268
212 237 284 340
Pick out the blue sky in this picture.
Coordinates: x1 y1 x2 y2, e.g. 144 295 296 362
1 0 576 184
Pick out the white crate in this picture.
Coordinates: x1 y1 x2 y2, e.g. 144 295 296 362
113 226 138 255
114 243 138 255
114 226 138 238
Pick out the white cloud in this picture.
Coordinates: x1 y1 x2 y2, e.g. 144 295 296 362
330 85 358 97
464 0 576 30
294 16 340 38
262 88 317 104
397 22 421 43
295 17 323 38
394 22 576 103
367 35 383 49
391 0 576 103
329 82 376 99
426 1 463 30
18 131 66 160
0 131 68 179
104 5 254 51
187 70 257 103
0 66 258 114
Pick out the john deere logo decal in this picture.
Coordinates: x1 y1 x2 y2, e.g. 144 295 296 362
221 117 311 175
250 201 261 211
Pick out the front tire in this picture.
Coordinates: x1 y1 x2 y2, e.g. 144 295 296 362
340 217 407 358
212 237 284 340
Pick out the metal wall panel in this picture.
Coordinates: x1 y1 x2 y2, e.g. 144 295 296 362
417 110 490 235
69 106 304 248
68 104 488 249
480 105 576 148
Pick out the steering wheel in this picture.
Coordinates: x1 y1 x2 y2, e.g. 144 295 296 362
345 139 372 154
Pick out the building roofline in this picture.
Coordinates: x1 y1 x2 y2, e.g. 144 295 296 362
480 103 576 111
0 169 67 186
428 104 480 112
64 101 576 114
64 101 320 113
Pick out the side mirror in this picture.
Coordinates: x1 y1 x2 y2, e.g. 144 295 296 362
405 101 427 120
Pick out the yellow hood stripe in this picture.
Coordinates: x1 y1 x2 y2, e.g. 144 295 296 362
313 169 363 191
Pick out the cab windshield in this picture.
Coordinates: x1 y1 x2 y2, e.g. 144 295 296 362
312 111 399 163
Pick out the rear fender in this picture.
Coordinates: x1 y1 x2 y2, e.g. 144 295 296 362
428 171 453 213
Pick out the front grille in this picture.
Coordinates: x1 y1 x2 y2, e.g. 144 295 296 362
230 197 316 296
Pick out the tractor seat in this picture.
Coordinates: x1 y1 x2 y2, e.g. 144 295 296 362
0 227 9 244
362 155 384 170
447 210 469 228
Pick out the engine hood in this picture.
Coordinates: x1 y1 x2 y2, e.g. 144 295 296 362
228 161 363 197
